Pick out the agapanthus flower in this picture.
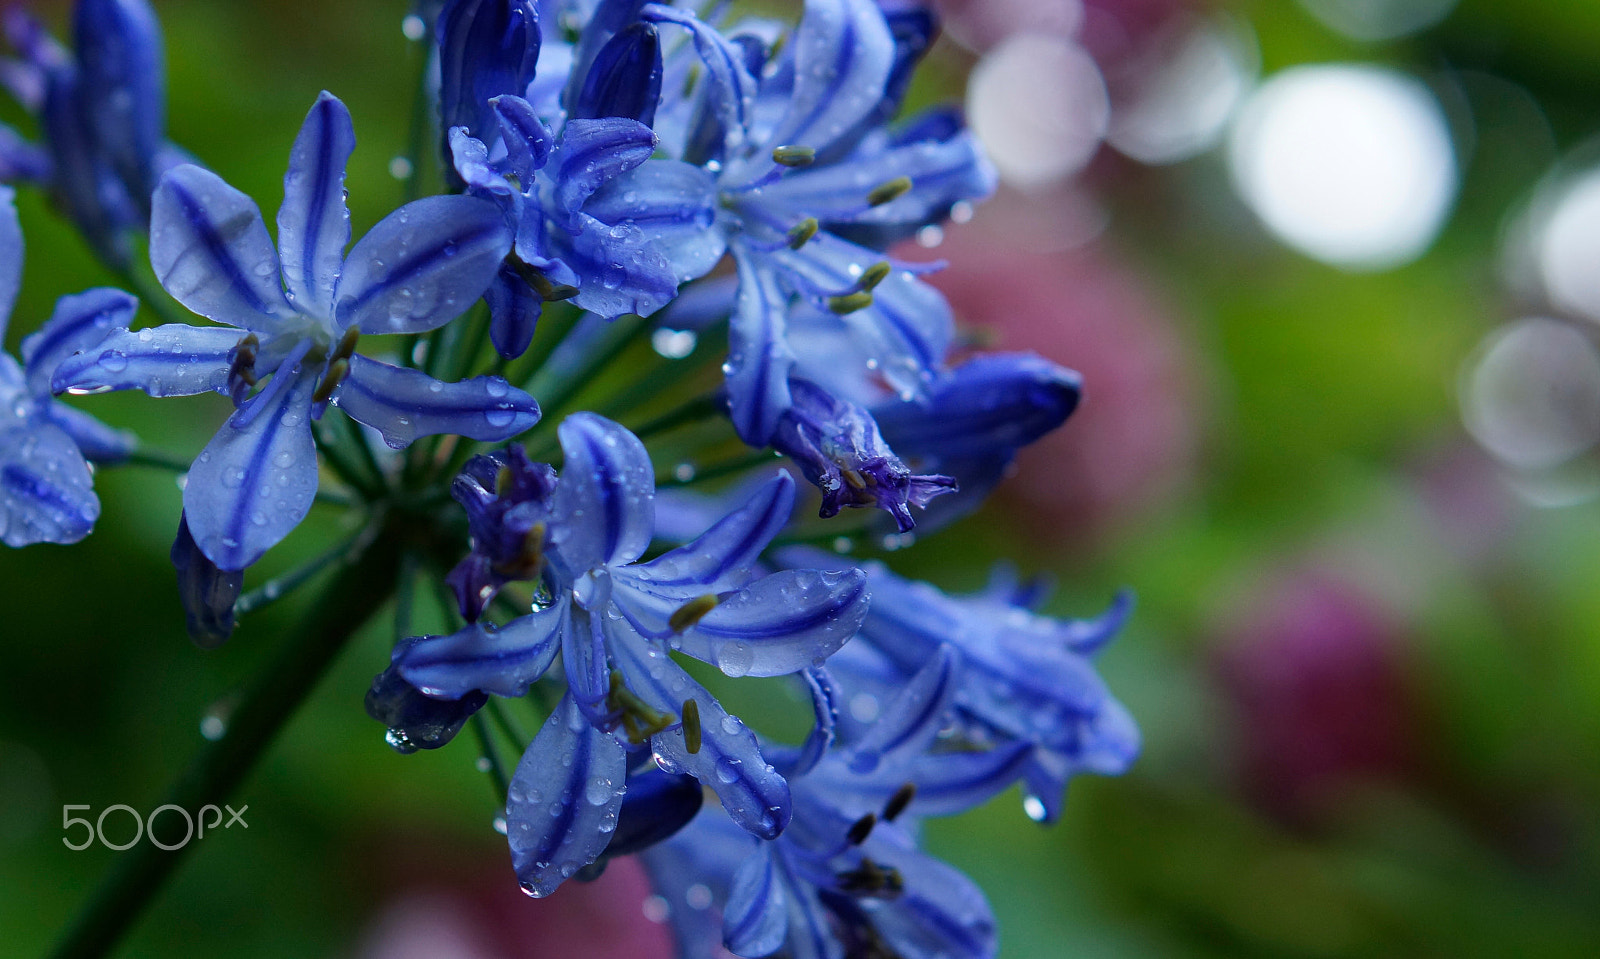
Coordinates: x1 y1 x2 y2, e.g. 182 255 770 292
635 0 994 527
787 549 1140 823
52 92 539 570
0 0 184 266
642 649 1010 959
0 185 137 547
389 413 870 894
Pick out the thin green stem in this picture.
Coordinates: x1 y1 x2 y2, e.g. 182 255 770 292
341 413 390 494
526 312 649 422
486 698 530 752
233 524 371 618
119 447 194 472
48 519 405 959
657 448 781 488
110 262 190 328
312 421 383 500
627 393 723 443
470 713 510 801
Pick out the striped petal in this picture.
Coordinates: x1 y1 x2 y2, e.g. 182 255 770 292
50 323 239 398
277 92 355 318
507 693 628 898
332 354 539 449
397 599 567 699
724 846 788 956
726 245 795 445
0 419 98 547
549 412 655 573
150 164 288 331
22 287 138 394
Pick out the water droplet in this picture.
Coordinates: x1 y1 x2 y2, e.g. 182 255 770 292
492 815 508 835
485 408 515 427
1023 795 1049 822
685 884 712 910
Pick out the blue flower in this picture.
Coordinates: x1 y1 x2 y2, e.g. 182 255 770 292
391 412 870 895
436 0 542 145
449 83 720 357
641 649 1009 959
52 92 538 570
1 0 183 265
641 0 994 452
795 552 1140 823
0 185 137 547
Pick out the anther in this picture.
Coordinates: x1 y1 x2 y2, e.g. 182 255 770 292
772 144 816 167
846 812 876 845
866 176 912 207
682 698 702 754
787 217 819 250
513 260 581 301
494 521 546 579
858 261 892 292
836 859 903 898
668 593 721 633
841 469 868 491
495 466 514 496
331 325 361 364
883 782 916 822
312 358 349 404
827 291 874 314
228 333 260 387
607 670 677 744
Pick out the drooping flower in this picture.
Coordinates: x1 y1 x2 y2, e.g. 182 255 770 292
52 92 538 570
786 548 1139 823
642 649 1012 959
0 0 184 265
389 413 870 895
0 185 137 547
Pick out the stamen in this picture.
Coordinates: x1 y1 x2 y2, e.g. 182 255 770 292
866 176 912 207
330 325 361 364
827 291 874 314
835 859 903 898
512 259 581 301
312 358 349 404
858 261 892 292
607 670 677 744
492 521 546 580
846 812 876 845
682 698 702 754
495 466 514 496
882 782 916 822
228 333 260 387
772 144 816 168
787 217 819 250
668 593 720 632
841 469 868 491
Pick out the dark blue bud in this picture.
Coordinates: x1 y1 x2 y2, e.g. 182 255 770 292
875 353 1081 462
437 0 541 142
365 640 490 753
561 0 646 114
596 768 704 860
773 378 955 532
446 446 556 619
37 60 137 266
573 22 662 126
485 261 542 359
170 512 242 648
73 0 165 207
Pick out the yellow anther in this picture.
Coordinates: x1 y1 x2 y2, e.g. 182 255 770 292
859 261 892 292
668 593 721 633
841 469 869 491
494 521 546 579
495 465 514 496
682 698 702 754
787 217 819 250
827 291 874 314
312 358 349 404
866 176 912 207
772 144 816 167
331 325 361 363
607 670 677 744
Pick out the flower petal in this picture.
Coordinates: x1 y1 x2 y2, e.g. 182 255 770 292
484 263 542 359
182 354 319 569
549 412 655 573
507 692 628 898
73 0 166 202
277 91 355 318
150 164 288 330
437 0 541 142
492 95 553 182
565 600 613 718
0 419 98 547
726 0 894 186
724 846 789 957
584 159 723 285
642 4 758 156
726 245 796 445
50 323 239 398
626 471 794 590
550 117 656 221
334 194 513 335
332 354 539 449
0 184 21 342
572 22 663 126
675 567 868 678
398 600 567 699
610 635 791 839
21 287 138 393
848 645 956 772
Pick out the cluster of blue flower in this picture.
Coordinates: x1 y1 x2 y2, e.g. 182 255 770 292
2 1 1139 956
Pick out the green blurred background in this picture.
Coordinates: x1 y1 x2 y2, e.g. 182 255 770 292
5 0 1600 956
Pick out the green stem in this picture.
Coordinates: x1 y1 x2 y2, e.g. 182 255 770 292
657 448 780 489
110 263 190 328
626 393 723 442
233 524 372 618
470 713 510 801
118 447 194 472
47 519 405 959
